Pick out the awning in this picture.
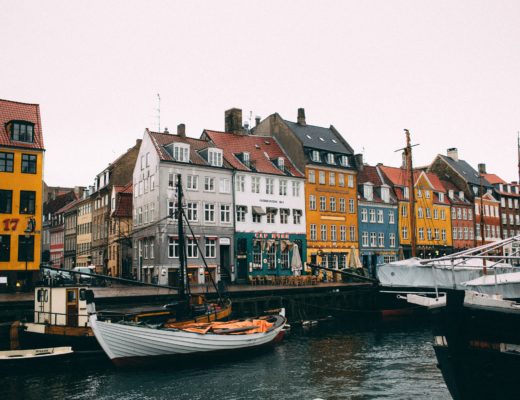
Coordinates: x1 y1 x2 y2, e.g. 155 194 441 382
266 207 278 214
252 206 266 215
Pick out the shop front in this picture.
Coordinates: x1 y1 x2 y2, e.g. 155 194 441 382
235 232 306 281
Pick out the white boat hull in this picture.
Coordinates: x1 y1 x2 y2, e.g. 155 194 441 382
89 314 286 366
463 272 520 300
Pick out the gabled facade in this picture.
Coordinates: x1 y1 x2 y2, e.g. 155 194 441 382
108 183 133 278
474 190 502 246
76 196 93 267
380 166 453 258
441 179 475 251
90 139 141 274
203 117 306 282
133 125 234 286
0 99 45 289
357 164 399 274
254 108 359 270
63 200 80 269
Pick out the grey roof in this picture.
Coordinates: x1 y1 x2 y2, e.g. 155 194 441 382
439 155 492 188
283 120 354 154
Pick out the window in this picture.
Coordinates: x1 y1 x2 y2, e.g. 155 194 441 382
293 209 302 224
330 197 336 212
10 121 34 143
242 152 250 167
280 209 289 224
266 178 274 194
172 143 190 162
349 226 356 241
319 171 325 185
0 152 14 172
339 198 346 213
187 175 198 190
187 202 198 222
18 235 34 261
377 210 384 223
311 150 320 162
340 226 346 241
309 195 316 210
417 189 422 198
320 225 327 241
168 172 175 188
205 239 216 258
251 176 260 193
378 233 384 247
236 206 247 222
327 153 335 164
419 228 424 240
252 211 262 223
338 174 345 187
20 191 35 214
370 232 377 247
426 208 431 218
463 209 467 220
279 180 287 196
220 204 231 223
292 181 301 197
168 201 177 220
369 209 376 223
418 207 424 218
280 248 290 269
320 196 326 211
267 208 276 224
389 211 395 224
389 233 396 248
340 155 349 167
187 238 198 258
219 178 230 193
204 203 215 222
403 187 409 199
425 190 430 199
402 227 408 240
267 243 276 269
236 175 245 192
0 190 12 213
204 177 215 191
208 149 223 167
362 232 369 247
329 172 335 186
330 225 337 241
252 242 262 268
308 170 316 183
310 224 317 240
381 187 390 203
434 208 439 219
277 157 285 171
361 208 368 222
347 175 354 188
0 235 10 261
438 192 444 202
427 228 432 241
435 229 440 240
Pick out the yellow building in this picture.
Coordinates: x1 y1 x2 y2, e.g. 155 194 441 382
0 99 45 289
76 197 93 267
380 166 453 258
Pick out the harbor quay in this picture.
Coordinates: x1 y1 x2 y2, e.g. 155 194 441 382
0 281 375 324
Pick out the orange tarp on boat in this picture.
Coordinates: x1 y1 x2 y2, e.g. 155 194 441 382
164 319 273 335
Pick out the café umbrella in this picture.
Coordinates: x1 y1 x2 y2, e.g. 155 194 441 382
291 243 303 276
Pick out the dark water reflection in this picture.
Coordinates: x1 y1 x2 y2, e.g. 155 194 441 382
0 318 450 400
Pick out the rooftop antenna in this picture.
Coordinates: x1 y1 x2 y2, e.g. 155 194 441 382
157 93 161 132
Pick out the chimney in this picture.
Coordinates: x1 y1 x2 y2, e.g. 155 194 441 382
177 124 186 138
297 108 306 126
355 153 364 171
478 163 486 174
164 127 169 134
255 115 261 127
447 148 458 161
225 108 243 134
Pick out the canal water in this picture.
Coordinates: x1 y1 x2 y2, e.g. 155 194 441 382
1 318 450 400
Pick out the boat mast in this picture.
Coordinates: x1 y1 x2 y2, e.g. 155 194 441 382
176 174 190 300
479 175 485 247
405 129 417 258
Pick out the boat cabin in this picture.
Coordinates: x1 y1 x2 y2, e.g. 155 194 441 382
34 286 90 328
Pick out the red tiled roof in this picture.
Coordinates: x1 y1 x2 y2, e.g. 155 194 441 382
357 165 383 185
112 192 132 218
56 197 81 214
0 99 44 150
203 130 303 177
43 191 78 214
481 173 506 185
120 182 133 194
440 179 471 205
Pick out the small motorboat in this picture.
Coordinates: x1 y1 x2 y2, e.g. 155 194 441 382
0 346 73 368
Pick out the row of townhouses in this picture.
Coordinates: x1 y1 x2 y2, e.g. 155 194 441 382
1 98 520 290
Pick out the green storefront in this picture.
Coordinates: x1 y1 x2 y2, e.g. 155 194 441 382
235 232 307 282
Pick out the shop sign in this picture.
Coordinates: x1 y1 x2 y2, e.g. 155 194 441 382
219 238 230 245
254 233 290 239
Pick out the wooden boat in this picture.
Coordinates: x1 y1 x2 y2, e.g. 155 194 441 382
89 309 286 366
0 346 73 368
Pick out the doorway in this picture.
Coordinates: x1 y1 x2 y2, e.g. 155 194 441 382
66 288 79 327
219 245 231 283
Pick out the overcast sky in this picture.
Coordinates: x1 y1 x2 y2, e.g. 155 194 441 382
3 1 519 187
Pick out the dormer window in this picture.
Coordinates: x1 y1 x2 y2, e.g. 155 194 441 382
459 191 465 200
311 150 320 162
242 152 250 168
173 143 190 163
326 153 335 164
363 184 374 201
340 155 349 167
208 148 223 167
9 121 34 143
438 192 444 202
499 183 504 192
403 187 409 199
277 157 285 171
381 186 390 203
448 190 454 199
